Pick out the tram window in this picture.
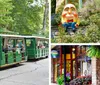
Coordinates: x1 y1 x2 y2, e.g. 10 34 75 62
16 39 23 48
44 41 48 47
26 40 31 47
37 40 43 48
8 39 14 48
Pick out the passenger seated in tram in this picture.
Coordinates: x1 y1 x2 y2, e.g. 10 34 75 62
3 44 9 53
3 44 12 53
21 44 25 57
16 44 21 54
21 44 25 53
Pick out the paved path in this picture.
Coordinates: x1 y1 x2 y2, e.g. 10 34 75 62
0 58 49 85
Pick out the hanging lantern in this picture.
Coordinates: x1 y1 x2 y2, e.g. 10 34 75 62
51 50 59 58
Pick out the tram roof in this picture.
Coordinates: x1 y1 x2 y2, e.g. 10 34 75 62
24 35 49 40
0 34 49 39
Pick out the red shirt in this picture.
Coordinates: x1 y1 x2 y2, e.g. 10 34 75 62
67 19 73 22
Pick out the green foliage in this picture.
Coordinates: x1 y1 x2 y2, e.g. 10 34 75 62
52 0 100 43
57 26 67 42
57 75 64 85
0 0 49 37
56 1 65 15
51 14 61 26
0 0 13 28
68 0 79 9
11 0 44 34
87 46 100 58
57 74 71 85
73 23 100 43
89 13 100 28
52 23 100 43
79 19 89 26
94 0 100 12
85 23 100 42
51 0 56 13
72 23 100 43
51 26 68 43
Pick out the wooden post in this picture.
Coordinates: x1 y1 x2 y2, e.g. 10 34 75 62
51 58 54 83
70 46 73 80
63 46 66 85
60 46 62 75
75 46 78 77
53 59 55 82
79 0 82 9
55 59 57 82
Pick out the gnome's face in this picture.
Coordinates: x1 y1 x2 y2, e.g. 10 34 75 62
63 4 78 20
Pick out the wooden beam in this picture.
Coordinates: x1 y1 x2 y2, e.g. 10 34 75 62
75 46 78 77
60 46 62 75
70 46 73 80
63 46 66 85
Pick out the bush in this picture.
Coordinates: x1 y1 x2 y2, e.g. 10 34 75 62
84 23 100 42
87 46 100 58
79 19 89 26
57 75 64 85
51 0 100 43
51 13 61 26
89 13 100 28
52 23 100 43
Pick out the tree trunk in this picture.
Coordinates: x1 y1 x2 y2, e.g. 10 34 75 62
42 0 48 33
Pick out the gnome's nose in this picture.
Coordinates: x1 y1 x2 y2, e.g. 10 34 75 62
68 9 72 14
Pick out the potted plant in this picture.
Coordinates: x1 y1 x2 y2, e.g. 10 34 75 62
57 75 64 85
57 73 71 85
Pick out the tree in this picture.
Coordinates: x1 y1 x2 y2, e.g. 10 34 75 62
87 46 100 85
0 0 49 37
0 0 13 29
11 0 45 35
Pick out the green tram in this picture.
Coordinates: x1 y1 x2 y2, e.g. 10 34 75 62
25 35 49 59
0 34 49 68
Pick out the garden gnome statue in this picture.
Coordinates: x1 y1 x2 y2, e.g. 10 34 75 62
61 4 80 32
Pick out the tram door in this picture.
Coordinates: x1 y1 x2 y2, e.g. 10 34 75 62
25 38 37 58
